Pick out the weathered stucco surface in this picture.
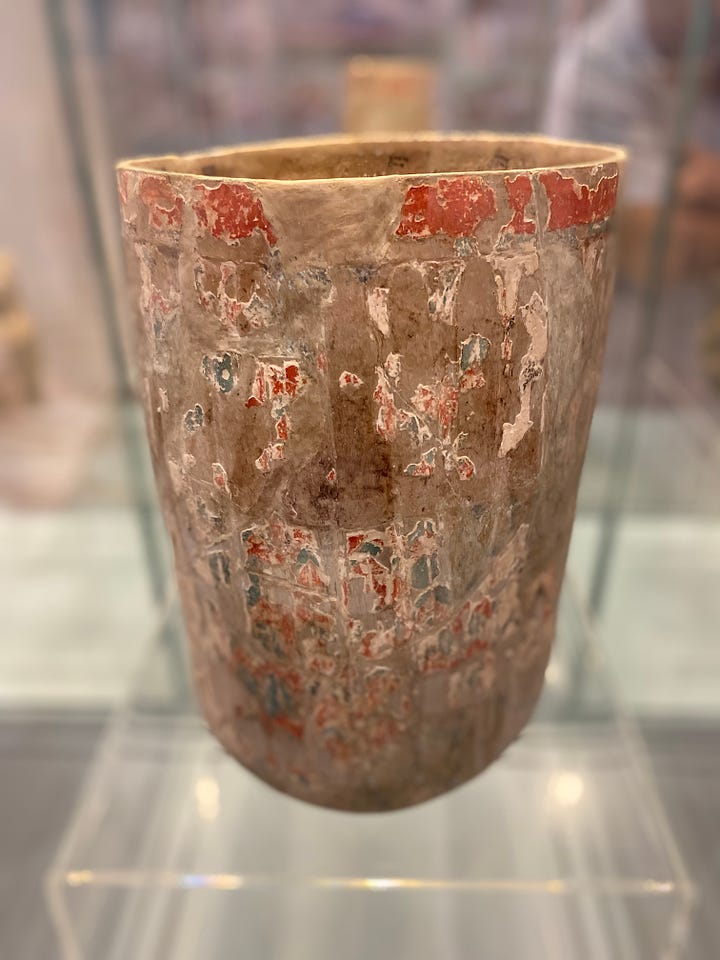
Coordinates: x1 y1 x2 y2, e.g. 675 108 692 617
118 134 622 811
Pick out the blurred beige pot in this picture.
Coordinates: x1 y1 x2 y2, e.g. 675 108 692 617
117 133 624 811
343 57 436 133
0 252 39 407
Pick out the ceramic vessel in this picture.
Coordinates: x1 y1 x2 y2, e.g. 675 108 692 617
117 134 624 811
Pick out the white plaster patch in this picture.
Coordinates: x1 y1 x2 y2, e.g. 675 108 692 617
384 353 402 382
366 286 390 337
134 242 179 356
167 459 184 495
499 292 548 457
486 239 539 318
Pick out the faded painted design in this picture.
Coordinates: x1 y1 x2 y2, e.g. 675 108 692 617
487 239 539 319
212 462 230 494
234 516 337 737
366 286 390 337
413 522 528 675
372 355 401 442
242 516 330 599
290 265 336 306
194 258 273 332
415 260 466 325
405 447 436 477
540 171 619 230
582 234 608 280
373 336 488 479
117 170 137 224
396 177 497 238
310 671 412 763
384 352 402 381
209 550 231 587
134 242 179 373
486 238 540 364
459 333 490 391
343 518 451 652
499 292 548 457
245 359 307 472
138 175 184 234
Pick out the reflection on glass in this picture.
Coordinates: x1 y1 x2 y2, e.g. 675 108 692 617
547 770 585 808
194 775 220 821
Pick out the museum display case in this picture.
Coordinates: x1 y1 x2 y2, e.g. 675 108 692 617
0 0 715 955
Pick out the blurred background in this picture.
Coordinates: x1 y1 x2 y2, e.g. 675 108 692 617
0 1 718 958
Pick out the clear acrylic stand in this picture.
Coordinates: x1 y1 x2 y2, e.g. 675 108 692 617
46 579 694 960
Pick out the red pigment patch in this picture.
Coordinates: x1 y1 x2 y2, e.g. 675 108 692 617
284 363 300 395
504 175 535 235
339 370 363 388
395 177 497 238
540 172 618 230
193 182 277 245
139 176 184 231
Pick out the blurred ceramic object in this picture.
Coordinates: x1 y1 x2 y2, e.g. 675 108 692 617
0 252 39 408
117 133 623 810
344 56 435 133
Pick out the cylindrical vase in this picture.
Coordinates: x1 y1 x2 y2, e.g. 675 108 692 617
117 133 624 811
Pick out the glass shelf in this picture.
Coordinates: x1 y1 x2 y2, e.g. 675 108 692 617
45 580 694 960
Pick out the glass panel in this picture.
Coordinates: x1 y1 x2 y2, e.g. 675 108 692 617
46 583 694 960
